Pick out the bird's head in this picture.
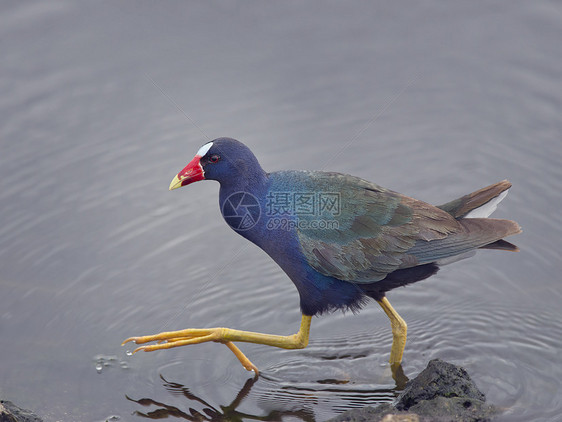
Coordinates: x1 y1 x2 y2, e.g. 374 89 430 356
169 137 265 190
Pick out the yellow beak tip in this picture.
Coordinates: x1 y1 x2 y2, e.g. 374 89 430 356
169 175 182 191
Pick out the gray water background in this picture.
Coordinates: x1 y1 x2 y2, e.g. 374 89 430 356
1 2 561 421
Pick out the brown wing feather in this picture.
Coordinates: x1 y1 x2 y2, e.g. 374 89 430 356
296 173 520 283
298 179 464 282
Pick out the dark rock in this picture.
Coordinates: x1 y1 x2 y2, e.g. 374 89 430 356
327 359 499 422
409 396 498 421
0 403 17 422
0 401 42 422
396 359 485 411
327 403 419 422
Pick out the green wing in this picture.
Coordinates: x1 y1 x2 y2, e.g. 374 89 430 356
295 172 481 283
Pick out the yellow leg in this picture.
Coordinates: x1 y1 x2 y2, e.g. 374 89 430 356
377 297 407 365
122 314 312 374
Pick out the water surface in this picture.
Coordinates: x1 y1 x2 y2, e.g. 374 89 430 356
1 2 561 421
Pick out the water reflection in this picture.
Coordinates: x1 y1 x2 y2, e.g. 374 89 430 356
125 358 412 421
126 372 411 421
127 375 316 421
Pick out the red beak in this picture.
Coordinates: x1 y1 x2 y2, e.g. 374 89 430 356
169 155 205 190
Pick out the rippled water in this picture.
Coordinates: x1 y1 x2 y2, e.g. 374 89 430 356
1 2 561 421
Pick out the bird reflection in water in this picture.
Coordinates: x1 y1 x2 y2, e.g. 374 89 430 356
126 375 315 421
125 359 410 421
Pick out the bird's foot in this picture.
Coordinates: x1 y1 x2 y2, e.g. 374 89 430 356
122 316 312 375
122 327 260 374
122 327 222 352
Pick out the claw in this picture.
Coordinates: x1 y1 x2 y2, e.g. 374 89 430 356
121 337 137 346
224 342 260 375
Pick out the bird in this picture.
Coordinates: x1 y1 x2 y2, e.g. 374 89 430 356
123 137 521 375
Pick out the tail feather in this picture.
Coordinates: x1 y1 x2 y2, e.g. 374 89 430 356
479 239 519 252
438 180 512 219
408 218 522 264
461 217 522 245
435 180 521 254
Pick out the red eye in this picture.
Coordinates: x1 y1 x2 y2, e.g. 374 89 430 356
209 154 220 163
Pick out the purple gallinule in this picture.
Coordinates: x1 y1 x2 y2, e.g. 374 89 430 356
123 138 521 374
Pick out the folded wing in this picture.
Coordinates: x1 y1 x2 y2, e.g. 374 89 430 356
297 174 520 283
